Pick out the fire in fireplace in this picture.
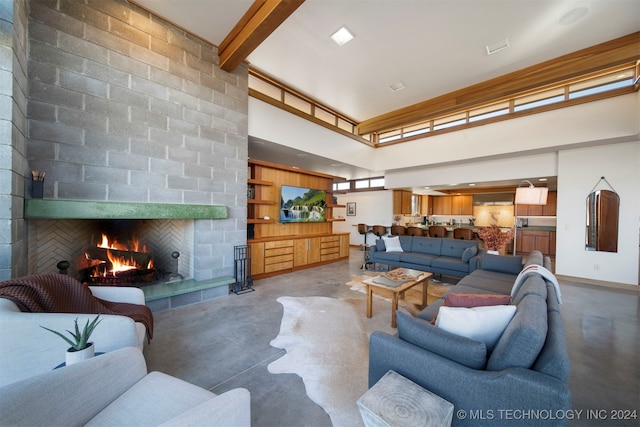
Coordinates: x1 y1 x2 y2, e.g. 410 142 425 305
79 229 156 286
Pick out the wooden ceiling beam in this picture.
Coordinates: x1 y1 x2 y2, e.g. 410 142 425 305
356 32 640 135
219 0 304 72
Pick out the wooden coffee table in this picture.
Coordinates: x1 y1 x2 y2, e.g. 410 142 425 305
362 268 432 327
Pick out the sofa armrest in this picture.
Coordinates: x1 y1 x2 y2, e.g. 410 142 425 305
89 286 146 305
369 332 570 426
0 311 139 386
159 388 251 427
0 347 147 426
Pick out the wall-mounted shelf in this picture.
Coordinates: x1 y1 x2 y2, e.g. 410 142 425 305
247 218 275 224
327 218 346 222
248 199 274 205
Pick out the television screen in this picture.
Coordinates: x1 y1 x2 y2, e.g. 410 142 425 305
280 185 326 223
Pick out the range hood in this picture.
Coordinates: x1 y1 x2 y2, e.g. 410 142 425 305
472 193 514 206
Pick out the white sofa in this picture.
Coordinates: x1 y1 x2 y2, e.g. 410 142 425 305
0 347 251 426
0 286 147 386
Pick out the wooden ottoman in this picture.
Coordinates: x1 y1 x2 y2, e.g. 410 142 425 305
357 370 454 427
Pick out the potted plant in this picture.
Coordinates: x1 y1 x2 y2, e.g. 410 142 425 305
41 315 102 366
477 224 514 254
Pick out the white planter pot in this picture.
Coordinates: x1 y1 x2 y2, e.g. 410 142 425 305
65 342 95 366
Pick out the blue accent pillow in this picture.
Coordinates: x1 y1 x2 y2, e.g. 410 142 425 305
462 246 478 263
375 239 386 251
397 311 487 369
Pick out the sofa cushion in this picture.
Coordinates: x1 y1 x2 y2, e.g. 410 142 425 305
399 252 437 267
510 275 547 306
440 239 476 258
430 256 469 273
533 309 570 382
487 294 547 371
461 246 477 263
399 235 413 250
457 269 515 294
443 293 512 307
435 305 516 351
410 237 442 255
480 253 523 275
397 312 487 369
372 251 402 263
524 250 544 268
382 236 403 252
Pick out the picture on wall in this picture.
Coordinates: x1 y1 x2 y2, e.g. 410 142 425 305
347 202 356 216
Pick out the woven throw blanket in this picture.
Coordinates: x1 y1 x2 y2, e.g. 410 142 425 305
0 274 153 342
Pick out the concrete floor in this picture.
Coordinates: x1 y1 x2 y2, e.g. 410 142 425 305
144 248 639 427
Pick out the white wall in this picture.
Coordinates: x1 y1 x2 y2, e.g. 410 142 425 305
556 141 640 286
332 191 393 246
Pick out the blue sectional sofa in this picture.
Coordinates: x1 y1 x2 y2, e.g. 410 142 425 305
368 251 571 426
369 235 480 278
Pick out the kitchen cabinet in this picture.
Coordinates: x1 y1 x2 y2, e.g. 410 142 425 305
516 191 556 216
420 195 431 215
451 195 473 215
432 196 452 215
516 229 553 256
393 190 413 214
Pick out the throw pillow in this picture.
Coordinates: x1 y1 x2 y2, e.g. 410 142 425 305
382 235 403 252
443 293 511 308
481 253 523 275
375 239 386 251
396 312 487 369
461 246 478 263
431 293 511 324
435 305 516 351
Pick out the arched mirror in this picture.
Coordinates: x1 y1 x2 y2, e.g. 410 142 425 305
585 177 619 252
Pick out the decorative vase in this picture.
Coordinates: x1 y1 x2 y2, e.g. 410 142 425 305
65 342 95 366
487 250 500 255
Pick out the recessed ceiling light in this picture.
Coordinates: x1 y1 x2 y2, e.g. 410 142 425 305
330 27 354 46
559 6 589 25
469 183 476 187
538 178 547 182
388 82 406 92
486 38 509 55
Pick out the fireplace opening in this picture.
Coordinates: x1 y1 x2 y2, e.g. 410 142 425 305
77 221 156 286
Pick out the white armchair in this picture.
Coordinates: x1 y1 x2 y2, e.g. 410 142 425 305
0 285 147 387
0 347 251 427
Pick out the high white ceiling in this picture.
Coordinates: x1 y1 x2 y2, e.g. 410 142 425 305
133 0 639 185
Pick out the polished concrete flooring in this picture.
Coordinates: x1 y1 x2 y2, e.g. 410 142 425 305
144 248 639 426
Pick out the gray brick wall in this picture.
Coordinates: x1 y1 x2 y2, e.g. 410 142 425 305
0 0 29 280
22 0 248 281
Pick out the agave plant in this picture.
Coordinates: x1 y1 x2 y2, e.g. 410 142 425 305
41 315 102 351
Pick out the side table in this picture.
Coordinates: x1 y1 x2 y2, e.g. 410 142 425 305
357 370 453 427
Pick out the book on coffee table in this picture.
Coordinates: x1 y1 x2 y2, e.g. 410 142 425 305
371 271 420 287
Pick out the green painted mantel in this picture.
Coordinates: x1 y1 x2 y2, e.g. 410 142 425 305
24 199 228 220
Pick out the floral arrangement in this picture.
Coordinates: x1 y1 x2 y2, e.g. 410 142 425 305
477 224 513 251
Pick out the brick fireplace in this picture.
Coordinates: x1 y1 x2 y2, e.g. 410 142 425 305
1 0 249 286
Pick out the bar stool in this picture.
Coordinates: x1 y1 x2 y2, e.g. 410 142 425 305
372 225 387 239
358 224 373 270
406 226 423 236
428 225 447 238
390 225 406 236
453 228 474 240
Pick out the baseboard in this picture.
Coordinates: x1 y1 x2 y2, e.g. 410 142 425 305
555 274 639 292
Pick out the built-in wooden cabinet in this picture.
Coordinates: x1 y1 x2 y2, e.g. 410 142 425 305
431 195 472 215
420 195 431 215
515 229 555 256
393 190 413 214
247 159 349 279
516 191 557 216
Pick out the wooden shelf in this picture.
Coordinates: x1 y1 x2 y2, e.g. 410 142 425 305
248 218 275 224
326 204 345 208
248 199 275 205
248 178 274 186
327 218 346 222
